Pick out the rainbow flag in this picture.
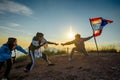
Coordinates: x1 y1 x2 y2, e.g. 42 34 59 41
90 17 113 37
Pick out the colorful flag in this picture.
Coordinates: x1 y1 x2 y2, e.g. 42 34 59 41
90 17 113 37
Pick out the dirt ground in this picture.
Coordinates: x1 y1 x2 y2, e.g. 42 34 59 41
1 53 120 80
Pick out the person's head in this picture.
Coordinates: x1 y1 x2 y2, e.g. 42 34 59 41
6 37 17 50
36 32 44 40
75 34 81 40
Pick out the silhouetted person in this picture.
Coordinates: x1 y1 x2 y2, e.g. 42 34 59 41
61 34 93 61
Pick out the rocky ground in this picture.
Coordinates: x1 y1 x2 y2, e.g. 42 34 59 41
1 53 120 80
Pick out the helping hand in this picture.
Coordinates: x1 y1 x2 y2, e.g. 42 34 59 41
61 43 64 46
54 43 59 45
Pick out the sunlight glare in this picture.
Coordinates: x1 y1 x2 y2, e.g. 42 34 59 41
68 25 74 39
68 32 74 39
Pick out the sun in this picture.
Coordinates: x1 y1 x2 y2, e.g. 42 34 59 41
68 32 74 39
67 25 74 39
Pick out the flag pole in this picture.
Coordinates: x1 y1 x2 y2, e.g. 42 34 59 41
89 18 99 56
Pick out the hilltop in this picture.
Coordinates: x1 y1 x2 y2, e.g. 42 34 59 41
1 53 120 80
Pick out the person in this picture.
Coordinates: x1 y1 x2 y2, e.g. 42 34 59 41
0 37 28 80
24 32 58 72
61 34 93 61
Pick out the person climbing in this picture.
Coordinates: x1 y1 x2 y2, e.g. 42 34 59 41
24 32 58 72
61 34 93 61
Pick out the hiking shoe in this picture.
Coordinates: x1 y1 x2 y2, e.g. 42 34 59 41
48 63 55 66
24 68 30 72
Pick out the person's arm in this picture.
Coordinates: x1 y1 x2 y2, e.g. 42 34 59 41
83 35 93 41
15 45 28 54
41 38 58 45
47 41 58 45
61 40 74 46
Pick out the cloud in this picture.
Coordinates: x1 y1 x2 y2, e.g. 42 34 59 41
8 23 20 27
0 0 33 16
0 26 33 36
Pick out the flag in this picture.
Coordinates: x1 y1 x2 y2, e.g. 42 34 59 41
90 17 113 37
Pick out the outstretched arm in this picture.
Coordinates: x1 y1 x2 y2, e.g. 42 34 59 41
61 40 74 46
83 35 93 41
16 45 28 54
41 38 58 45
47 41 58 45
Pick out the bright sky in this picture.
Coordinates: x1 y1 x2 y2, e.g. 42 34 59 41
0 0 120 49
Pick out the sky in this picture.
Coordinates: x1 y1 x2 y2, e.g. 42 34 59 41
0 0 120 50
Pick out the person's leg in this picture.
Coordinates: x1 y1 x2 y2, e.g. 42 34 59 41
11 57 16 64
25 50 35 72
69 47 77 61
42 53 48 62
0 62 4 75
3 59 12 79
42 53 54 66
81 47 89 56
0 62 4 70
